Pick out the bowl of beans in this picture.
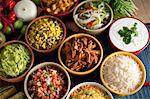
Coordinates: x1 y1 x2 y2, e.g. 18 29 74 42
41 0 79 17
25 15 67 53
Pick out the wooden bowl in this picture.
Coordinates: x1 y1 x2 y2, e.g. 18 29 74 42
41 0 79 17
25 15 67 53
100 51 146 96
58 33 103 76
24 62 71 99
0 40 34 83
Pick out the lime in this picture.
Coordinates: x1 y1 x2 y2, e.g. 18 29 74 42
4 26 12 35
20 25 27 35
32 0 40 6
14 20 24 30
0 22 3 30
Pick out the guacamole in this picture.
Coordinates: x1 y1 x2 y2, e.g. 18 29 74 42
0 44 31 77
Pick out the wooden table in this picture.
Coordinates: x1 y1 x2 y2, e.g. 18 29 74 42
134 0 150 23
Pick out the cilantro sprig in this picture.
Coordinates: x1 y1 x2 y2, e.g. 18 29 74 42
118 23 138 44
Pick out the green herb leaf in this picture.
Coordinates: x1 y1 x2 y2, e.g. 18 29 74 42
118 23 138 44
104 92 108 96
123 35 131 44
85 91 89 95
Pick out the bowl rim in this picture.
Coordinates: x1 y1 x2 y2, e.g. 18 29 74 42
0 40 34 83
108 17 150 54
24 62 71 99
73 0 113 33
100 51 146 96
58 33 103 75
41 0 79 17
25 15 67 53
66 82 114 99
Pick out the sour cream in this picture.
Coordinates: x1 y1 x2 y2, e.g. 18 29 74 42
109 18 149 52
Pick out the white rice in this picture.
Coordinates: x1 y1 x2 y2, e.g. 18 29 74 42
102 55 142 93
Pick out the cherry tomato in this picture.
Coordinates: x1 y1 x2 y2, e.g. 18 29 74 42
8 11 16 22
7 0 16 11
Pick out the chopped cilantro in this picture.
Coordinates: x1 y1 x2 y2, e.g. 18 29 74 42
118 23 138 44
85 91 89 95
104 92 108 96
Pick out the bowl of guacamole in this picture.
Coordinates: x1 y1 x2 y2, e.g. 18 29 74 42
0 40 34 83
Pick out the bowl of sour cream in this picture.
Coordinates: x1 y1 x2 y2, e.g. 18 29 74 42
109 17 149 55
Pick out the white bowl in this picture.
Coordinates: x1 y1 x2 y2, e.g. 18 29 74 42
73 0 113 35
109 17 149 55
24 62 71 99
66 82 114 99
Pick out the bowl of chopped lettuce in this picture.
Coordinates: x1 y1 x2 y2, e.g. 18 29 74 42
0 40 34 83
73 0 113 35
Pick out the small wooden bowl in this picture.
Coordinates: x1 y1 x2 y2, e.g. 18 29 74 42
58 33 103 76
100 51 146 96
0 40 34 83
25 15 67 53
41 0 79 17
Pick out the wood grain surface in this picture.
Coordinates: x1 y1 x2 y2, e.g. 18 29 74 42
134 0 150 23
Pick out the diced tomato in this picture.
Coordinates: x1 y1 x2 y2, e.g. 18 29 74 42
86 6 93 10
87 21 94 28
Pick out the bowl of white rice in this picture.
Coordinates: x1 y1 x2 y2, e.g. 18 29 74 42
100 51 146 96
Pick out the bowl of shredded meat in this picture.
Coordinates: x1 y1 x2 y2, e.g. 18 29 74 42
58 33 103 75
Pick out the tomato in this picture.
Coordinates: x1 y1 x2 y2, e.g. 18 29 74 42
7 0 16 11
87 21 94 28
8 11 16 22
86 6 93 10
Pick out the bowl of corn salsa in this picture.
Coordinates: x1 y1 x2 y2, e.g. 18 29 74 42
25 15 67 53
24 62 71 99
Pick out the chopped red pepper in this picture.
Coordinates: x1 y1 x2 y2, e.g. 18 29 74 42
0 13 15 33
86 6 94 10
87 21 94 28
8 11 16 22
